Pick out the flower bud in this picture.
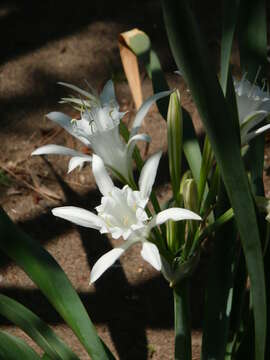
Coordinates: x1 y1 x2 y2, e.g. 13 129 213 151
182 179 199 214
167 90 183 198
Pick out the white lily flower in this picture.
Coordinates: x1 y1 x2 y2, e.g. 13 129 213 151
52 153 201 284
234 76 270 144
32 80 171 181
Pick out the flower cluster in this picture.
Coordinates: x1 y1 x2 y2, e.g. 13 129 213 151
35 79 202 284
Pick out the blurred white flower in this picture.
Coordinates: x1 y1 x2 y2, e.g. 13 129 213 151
32 80 171 182
234 76 270 144
52 153 201 283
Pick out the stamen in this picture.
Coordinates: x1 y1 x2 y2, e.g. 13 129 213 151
84 79 99 100
249 66 261 97
261 78 267 92
123 215 129 226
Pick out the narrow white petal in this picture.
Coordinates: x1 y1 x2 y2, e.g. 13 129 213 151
127 133 151 148
47 112 73 130
100 80 115 105
90 237 137 283
92 155 114 196
141 242 161 271
245 123 270 143
90 248 124 284
127 133 151 163
240 110 268 135
139 151 162 200
130 90 173 137
32 144 84 157
68 155 92 173
52 206 104 229
149 208 202 229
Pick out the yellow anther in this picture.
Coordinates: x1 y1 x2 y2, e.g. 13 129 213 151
123 215 129 226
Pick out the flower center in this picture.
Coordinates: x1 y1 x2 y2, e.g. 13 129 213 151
96 186 148 239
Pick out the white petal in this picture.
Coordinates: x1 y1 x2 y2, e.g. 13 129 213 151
130 90 173 137
100 80 116 105
90 237 136 283
139 151 162 200
245 123 270 143
92 155 114 196
127 133 151 161
47 112 73 131
240 110 269 135
141 242 161 271
32 144 84 157
68 155 92 173
90 248 125 283
52 206 104 230
148 208 202 229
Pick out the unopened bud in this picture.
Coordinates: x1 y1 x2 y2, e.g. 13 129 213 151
182 179 199 214
167 90 182 198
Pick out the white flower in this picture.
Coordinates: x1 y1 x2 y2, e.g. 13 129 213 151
32 80 171 182
234 76 270 144
52 153 201 283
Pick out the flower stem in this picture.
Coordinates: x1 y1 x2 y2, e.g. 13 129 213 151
173 279 192 360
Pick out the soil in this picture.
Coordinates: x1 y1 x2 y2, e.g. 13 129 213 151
0 1 269 360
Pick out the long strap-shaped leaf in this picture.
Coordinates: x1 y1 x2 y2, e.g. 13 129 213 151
0 208 114 360
0 330 41 359
238 2 268 359
0 294 79 360
161 2 266 359
220 0 240 91
201 70 240 360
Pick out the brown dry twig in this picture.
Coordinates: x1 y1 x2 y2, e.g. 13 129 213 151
0 162 61 201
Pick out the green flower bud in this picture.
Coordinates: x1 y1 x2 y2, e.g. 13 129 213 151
167 90 183 199
182 179 199 214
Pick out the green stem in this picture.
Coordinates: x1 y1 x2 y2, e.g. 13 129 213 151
173 280 192 360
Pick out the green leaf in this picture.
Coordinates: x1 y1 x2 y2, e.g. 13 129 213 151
0 330 41 359
182 110 202 188
201 182 237 360
161 1 266 359
149 49 170 118
0 294 79 360
198 136 214 206
238 3 267 355
0 208 114 360
220 0 240 91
